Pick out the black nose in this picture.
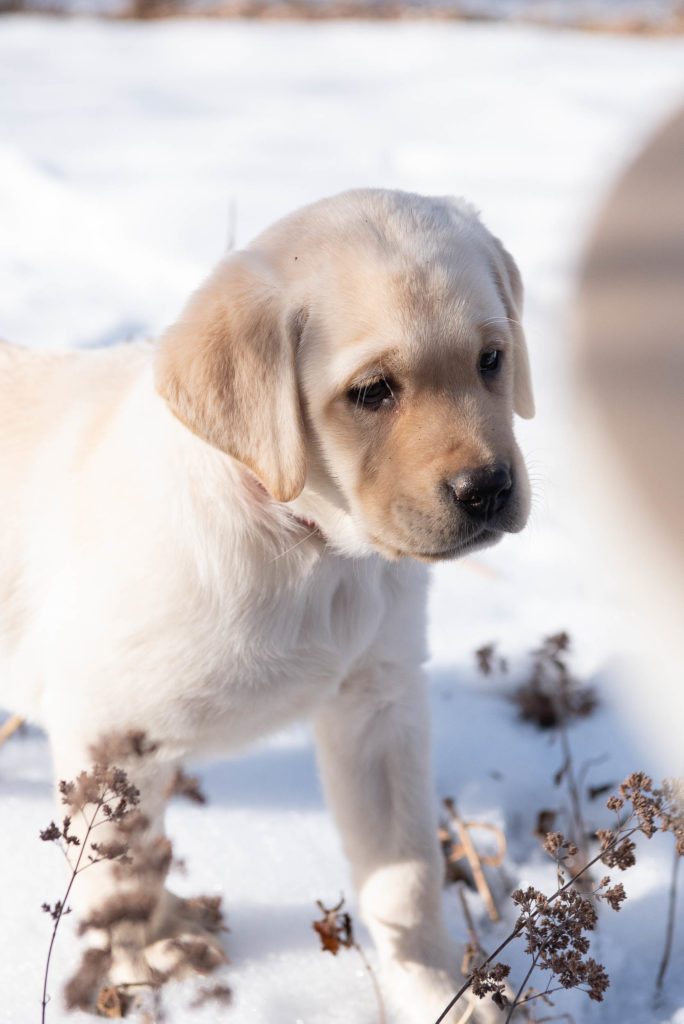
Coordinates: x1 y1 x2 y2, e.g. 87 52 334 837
450 463 512 522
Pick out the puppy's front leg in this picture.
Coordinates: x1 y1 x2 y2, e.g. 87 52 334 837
314 666 483 1023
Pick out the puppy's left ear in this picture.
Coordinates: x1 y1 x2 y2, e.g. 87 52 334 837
490 239 535 419
156 252 306 502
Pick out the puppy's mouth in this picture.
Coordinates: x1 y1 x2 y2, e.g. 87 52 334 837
409 527 503 563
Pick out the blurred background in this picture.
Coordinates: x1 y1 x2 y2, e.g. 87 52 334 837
0 2 683 1022
2 0 684 27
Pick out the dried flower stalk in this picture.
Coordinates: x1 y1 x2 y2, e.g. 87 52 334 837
434 773 683 1024
313 896 386 1024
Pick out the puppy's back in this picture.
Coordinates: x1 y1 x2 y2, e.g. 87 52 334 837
0 340 153 717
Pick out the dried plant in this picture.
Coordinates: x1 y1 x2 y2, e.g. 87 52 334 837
510 633 596 731
471 634 683 1017
40 732 229 1020
476 633 599 884
189 982 233 1009
312 896 386 1024
474 644 508 677
166 767 207 805
440 798 506 922
434 773 684 1024
40 743 144 1022
602 775 683 1000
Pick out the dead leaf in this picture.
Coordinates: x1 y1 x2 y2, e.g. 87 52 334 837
96 986 125 1018
312 898 354 955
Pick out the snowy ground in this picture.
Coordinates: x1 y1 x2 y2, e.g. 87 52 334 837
1 16 684 1024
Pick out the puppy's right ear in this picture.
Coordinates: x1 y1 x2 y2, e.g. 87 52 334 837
489 238 535 420
155 253 306 503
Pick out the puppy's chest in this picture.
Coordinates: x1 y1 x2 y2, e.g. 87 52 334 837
188 557 387 745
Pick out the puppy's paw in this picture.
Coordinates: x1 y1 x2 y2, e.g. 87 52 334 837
144 890 228 979
107 935 161 989
106 891 228 988
150 889 227 941
144 931 228 980
384 963 500 1024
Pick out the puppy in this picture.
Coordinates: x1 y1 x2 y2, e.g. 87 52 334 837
0 189 533 1021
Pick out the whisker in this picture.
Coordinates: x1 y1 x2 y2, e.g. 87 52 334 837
269 527 319 564
480 316 521 329
378 358 395 401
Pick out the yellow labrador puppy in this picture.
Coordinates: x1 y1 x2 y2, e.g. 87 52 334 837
0 189 533 1021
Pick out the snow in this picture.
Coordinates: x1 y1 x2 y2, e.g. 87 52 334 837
1 15 684 1024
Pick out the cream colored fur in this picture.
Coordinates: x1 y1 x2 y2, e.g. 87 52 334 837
0 189 533 1023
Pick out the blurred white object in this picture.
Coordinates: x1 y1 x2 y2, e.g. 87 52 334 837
575 107 684 774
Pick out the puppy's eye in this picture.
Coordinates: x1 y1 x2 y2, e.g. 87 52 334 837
347 378 395 411
479 349 501 374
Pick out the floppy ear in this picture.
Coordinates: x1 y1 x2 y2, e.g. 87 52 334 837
491 239 535 419
156 252 306 502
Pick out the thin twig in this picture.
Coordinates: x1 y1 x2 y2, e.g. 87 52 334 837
352 942 387 1024
444 799 505 922
655 843 680 994
557 715 588 875
457 885 485 974
504 955 538 1023
576 753 610 795
41 801 101 1023
457 886 479 945
514 985 565 1008
0 713 24 746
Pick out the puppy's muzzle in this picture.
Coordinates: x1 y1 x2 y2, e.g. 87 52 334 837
449 463 512 523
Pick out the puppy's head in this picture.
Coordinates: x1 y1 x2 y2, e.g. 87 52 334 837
157 189 534 561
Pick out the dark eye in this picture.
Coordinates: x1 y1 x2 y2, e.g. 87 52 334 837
479 349 501 374
347 377 395 411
